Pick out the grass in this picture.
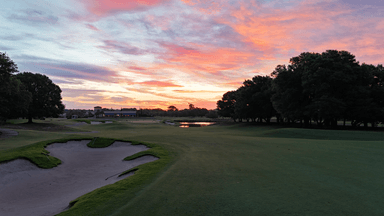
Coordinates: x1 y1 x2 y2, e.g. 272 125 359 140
1 118 384 215
1 118 88 133
73 119 111 124
87 137 115 147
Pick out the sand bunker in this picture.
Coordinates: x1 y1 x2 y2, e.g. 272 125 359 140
0 140 158 216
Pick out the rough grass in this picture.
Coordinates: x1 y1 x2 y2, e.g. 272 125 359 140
1 118 384 215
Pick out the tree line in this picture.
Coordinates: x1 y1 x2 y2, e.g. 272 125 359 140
139 104 217 118
217 50 384 128
0 52 64 123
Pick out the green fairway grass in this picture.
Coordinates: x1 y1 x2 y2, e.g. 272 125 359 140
1 118 384 215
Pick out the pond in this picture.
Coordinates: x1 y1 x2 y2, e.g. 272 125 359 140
179 122 215 128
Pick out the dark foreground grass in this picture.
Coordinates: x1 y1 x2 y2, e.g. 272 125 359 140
74 119 111 124
260 127 384 141
2 119 384 215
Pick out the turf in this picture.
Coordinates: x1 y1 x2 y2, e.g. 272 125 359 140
1 118 384 215
74 119 111 124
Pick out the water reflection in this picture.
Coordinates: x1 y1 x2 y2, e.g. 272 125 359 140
179 122 215 128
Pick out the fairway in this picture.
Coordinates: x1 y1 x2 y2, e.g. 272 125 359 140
1 118 384 215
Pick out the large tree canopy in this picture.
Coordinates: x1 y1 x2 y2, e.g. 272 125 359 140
0 52 18 82
217 90 236 119
16 72 64 123
234 76 275 122
218 50 384 128
0 52 31 122
217 76 275 122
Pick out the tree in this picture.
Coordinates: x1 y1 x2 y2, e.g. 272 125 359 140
205 110 218 119
229 76 276 123
217 91 236 120
167 105 178 112
250 76 276 123
16 72 65 123
272 50 369 127
188 103 195 110
6 77 32 119
351 63 384 127
271 64 307 124
0 52 18 82
0 52 31 122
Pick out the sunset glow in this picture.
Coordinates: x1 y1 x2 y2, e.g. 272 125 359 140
1 0 383 109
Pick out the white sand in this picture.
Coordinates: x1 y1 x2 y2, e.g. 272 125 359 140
0 140 158 216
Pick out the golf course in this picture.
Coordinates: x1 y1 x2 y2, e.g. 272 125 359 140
1 118 384 216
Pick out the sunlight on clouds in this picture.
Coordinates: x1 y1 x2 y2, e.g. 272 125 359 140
2 0 384 109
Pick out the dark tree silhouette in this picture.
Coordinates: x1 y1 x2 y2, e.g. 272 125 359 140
271 64 307 124
0 52 31 122
272 50 363 127
219 49 384 128
16 72 64 123
217 91 236 120
167 105 178 112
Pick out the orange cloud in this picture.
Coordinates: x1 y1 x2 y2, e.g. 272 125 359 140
221 81 244 88
215 0 352 56
159 42 255 74
173 90 223 93
139 80 183 87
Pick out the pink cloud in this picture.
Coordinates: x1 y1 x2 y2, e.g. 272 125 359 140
139 80 183 87
181 0 229 14
128 66 147 71
81 0 169 16
85 23 100 31
158 42 255 75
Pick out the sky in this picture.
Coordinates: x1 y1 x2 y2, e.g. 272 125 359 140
1 0 383 110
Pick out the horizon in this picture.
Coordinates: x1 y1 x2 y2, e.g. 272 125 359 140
1 0 383 110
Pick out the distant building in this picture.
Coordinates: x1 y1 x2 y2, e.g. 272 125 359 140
94 106 102 112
